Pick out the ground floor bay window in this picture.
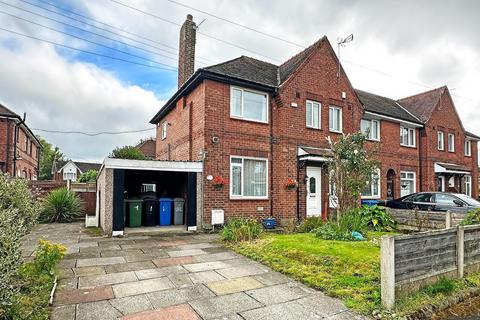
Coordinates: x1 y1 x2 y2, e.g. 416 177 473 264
230 157 268 199
400 171 416 197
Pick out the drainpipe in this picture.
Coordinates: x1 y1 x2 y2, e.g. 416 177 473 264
269 89 277 219
13 113 26 177
5 120 10 174
296 159 301 222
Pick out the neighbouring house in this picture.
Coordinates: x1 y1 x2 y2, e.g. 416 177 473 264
52 160 101 182
136 138 156 159
0 103 41 180
95 14 479 235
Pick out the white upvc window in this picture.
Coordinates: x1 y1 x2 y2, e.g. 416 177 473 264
306 100 321 129
329 106 342 133
437 131 444 151
63 172 76 181
464 175 472 197
400 171 416 197
361 169 381 199
361 119 380 141
230 86 268 123
465 139 471 156
448 133 455 152
230 156 268 199
400 126 416 147
161 122 167 140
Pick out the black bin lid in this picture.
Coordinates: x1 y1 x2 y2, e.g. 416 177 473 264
140 191 158 201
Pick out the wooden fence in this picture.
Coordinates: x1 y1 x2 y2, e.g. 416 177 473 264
381 224 480 309
387 208 464 231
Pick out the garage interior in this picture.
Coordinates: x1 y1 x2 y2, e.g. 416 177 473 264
96 159 202 236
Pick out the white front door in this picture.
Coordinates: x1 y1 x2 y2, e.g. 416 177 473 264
306 167 322 217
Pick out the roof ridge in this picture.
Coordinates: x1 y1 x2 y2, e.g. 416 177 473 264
280 36 326 67
354 88 396 101
397 85 446 102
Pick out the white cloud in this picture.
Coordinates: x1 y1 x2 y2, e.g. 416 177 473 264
0 40 162 161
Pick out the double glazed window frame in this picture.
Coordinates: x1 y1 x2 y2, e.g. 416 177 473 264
361 118 380 141
306 100 321 129
230 86 269 124
448 133 455 152
361 168 381 199
161 122 167 140
229 156 269 200
464 175 472 197
329 106 343 133
437 131 444 151
400 126 416 147
400 171 416 196
465 139 472 156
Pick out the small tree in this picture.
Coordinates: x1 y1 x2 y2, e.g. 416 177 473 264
328 133 378 221
109 146 147 160
78 169 98 182
38 137 65 180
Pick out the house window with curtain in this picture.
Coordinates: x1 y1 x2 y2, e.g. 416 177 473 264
438 131 444 150
306 100 321 129
400 126 416 147
230 86 268 123
361 169 380 199
361 119 380 141
448 133 455 152
329 106 342 133
465 140 472 156
230 156 268 199
400 171 416 197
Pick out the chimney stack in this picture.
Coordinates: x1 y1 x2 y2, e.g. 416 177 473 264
178 14 196 88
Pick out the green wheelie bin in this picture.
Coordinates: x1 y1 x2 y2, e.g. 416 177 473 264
126 199 143 227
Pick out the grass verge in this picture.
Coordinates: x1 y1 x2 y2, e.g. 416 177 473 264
227 232 386 314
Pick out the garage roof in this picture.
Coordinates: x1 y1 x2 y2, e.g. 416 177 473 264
102 158 203 173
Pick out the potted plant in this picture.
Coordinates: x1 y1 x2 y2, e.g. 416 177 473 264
285 178 298 190
212 175 226 189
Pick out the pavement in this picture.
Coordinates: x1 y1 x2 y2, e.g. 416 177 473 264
21 222 367 320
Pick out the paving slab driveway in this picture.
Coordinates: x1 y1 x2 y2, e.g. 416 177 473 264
22 223 367 320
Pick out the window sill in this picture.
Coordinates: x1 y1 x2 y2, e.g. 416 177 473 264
367 138 380 142
306 126 322 130
361 196 381 200
230 116 268 125
329 130 343 134
229 196 269 201
400 144 417 149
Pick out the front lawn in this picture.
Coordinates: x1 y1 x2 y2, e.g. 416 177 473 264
229 232 386 314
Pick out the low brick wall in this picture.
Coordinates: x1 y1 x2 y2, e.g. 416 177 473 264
387 208 464 231
28 180 67 199
381 224 480 309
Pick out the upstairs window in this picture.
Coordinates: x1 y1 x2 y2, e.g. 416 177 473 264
437 131 444 151
465 139 472 156
306 100 321 129
448 133 455 152
361 119 380 141
161 122 167 140
329 106 342 133
230 87 268 123
400 126 416 147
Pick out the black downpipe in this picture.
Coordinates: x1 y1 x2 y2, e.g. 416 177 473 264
418 129 423 192
13 123 18 176
5 120 10 174
269 92 275 218
296 159 300 222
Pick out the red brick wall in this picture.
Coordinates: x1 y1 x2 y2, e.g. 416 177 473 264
0 120 39 179
156 82 205 161
368 120 421 200
419 91 478 198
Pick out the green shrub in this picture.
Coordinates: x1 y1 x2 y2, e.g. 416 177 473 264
110 146 147 160
8 240 66 320
314 210 367 241
298 216 324 233
39 188 84 223
423 277 455 295
461 209 480 226
222 218 262 242
78 169 98 183
358 205 396 231
0 175 39 317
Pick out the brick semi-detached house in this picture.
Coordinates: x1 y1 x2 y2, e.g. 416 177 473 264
150 15 478 224
0 103 41 180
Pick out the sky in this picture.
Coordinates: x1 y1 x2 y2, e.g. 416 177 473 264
0 0 479 162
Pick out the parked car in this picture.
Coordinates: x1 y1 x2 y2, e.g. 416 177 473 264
386 192 480 213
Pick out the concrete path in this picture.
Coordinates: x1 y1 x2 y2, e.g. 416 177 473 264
22 223 366 320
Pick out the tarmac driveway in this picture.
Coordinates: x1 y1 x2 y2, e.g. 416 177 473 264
21 223 365 320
